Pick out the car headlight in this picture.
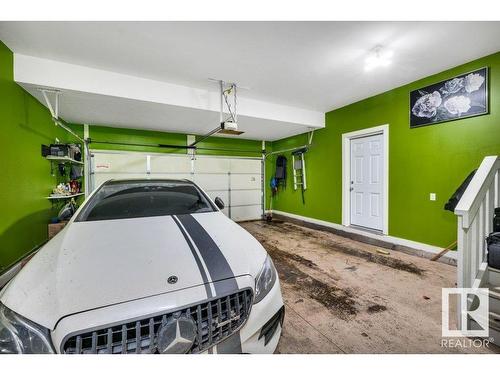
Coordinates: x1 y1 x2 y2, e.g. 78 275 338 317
254 255 277 304
0 303 54 354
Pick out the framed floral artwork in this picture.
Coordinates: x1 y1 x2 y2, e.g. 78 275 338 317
409 67 488 128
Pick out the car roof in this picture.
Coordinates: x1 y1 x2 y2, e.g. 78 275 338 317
103 178 195 186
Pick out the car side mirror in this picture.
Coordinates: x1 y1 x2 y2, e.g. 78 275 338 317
214 197 225 210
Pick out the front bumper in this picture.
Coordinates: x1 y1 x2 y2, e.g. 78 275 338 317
50 275 284 354
239 276 284 354
208 275 284 354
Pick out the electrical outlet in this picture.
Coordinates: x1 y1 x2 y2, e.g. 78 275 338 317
430 193 436 201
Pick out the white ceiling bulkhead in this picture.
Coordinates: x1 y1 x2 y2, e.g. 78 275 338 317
2 21 500 140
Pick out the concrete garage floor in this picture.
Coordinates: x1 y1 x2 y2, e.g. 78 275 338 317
240 219 499 354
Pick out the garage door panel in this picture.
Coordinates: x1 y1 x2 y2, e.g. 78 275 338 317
231 205 261 221
231 190 261 206
93 153 146 173
230 174 260 190
150 155 191 173
93 173 150 187
204 190 229 205
148 173 193 181
193 173 228 191
195 158 230 173
90 151 262 222
230 159 261 174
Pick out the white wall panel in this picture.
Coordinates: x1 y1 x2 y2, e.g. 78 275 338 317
93 153 146 173
231 190 261 206
231 174 261 190
192 174 228 191
149 173 193 181
91 151 262 221
231 205 262 222
195 157 230 173
230 159 261 173
150 155 191 173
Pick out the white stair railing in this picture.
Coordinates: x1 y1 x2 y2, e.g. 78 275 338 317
455 156 500 328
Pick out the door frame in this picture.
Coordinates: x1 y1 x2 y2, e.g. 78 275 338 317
341 124 389 235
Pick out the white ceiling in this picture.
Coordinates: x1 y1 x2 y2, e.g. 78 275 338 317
1 21 500 140
13 53 323 141
19 82 311 141
2 22 500 112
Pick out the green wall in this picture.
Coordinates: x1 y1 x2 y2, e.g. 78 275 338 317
271 51 500 248
0 74 265 272
85 124 264 157
0 42 77 271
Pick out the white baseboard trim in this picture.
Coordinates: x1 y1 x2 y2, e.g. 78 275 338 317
267 209 457 262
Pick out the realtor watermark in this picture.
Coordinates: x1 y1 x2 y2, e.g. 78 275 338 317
441 288 491 348
441 337 490 348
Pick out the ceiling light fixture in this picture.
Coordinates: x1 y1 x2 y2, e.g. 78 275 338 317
365 45 393 72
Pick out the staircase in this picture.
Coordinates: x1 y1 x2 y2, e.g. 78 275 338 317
455 155 500 342
469 267 500 343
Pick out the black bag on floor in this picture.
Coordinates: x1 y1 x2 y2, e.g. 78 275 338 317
487 232 500 270
494 207 500 232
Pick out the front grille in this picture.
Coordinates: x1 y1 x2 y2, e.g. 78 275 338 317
62 289 253 354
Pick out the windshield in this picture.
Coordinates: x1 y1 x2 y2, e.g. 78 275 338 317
76 180 216 222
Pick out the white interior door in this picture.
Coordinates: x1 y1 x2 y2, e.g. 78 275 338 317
350 134 384 231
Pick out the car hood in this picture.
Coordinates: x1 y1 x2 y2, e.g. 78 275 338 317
0 212 266 330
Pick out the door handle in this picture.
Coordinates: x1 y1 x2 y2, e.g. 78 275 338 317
350 187 354 191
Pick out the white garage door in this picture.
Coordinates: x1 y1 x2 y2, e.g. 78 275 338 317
90 150 263 221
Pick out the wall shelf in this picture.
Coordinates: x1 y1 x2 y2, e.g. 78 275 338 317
47 193 85 200
46 155 84 165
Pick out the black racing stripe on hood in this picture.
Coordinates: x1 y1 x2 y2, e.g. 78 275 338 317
176 214 238 296
172 215 212 298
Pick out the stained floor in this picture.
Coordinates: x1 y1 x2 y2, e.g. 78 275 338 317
240 219 499 354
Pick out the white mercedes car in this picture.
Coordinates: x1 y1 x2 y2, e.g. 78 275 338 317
0 179 284 354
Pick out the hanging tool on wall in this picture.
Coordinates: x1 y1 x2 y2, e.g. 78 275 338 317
261 131 314 219
266 178 278 222
274 155 287 190
292 147 308 204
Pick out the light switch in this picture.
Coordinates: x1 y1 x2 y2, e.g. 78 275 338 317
430 193 436 201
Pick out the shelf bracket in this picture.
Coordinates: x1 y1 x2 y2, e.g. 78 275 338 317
40 88 60 119
39 88 86 144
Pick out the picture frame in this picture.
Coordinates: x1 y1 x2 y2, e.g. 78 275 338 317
409 67 489 128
